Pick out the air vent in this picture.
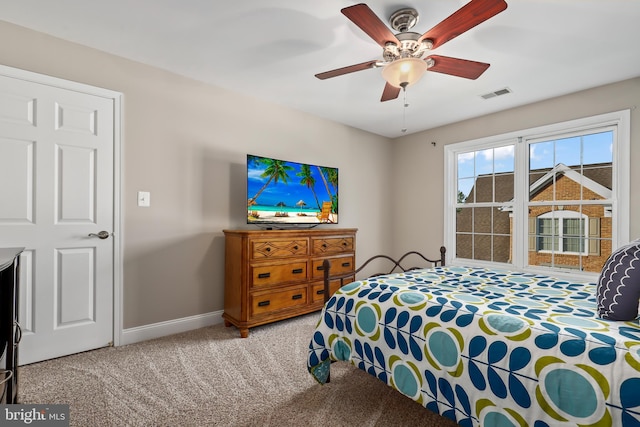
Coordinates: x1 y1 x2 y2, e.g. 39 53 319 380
480 87 512 100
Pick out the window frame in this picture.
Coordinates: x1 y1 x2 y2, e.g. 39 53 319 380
444 110 630 280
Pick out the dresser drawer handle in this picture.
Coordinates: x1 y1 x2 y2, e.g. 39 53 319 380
293 245 299 250
316 289 325 295
258 272 271 279
265 247 271 252
292 294 303 300
341 262 351 267
258 300 270 307
342 242 348 246
316 265 324 271
292 268 303 274
322 243 327 248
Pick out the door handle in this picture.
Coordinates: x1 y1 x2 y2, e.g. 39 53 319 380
88 231 112 239
14 321 22 344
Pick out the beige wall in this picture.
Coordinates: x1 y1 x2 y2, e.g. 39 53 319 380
2 19 638 332
0 21 393 329
392 78 640 256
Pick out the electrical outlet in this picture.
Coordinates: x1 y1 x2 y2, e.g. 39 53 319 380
137 191 150 207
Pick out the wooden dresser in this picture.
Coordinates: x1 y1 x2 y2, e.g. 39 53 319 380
223 228 356 337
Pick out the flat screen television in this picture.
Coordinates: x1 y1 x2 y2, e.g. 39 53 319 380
247 154 338 226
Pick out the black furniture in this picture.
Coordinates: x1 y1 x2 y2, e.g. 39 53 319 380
0 247 23 404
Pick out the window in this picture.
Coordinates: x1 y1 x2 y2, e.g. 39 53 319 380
455 145 514 263
445 110 630 276
536 211 587 255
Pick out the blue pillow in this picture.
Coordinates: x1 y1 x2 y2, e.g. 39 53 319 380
597 239 640 321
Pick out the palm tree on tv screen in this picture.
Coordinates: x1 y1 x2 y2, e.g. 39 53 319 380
247 157 294 207
297 164 321 210
318 166 338 213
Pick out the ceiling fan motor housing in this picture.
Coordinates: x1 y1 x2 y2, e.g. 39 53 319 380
383 33 433 62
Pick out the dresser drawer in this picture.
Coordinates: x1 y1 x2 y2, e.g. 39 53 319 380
311 277 354 303
312 237 354 255
251 286 307 316
312 255 354 279
250 261 308 288
223 228 356 337
251 239 308 260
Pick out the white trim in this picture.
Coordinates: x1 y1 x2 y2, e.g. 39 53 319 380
0 64 120 98
120 310 224 345
113 93 124 346
0 64 125 348
613 109 631 243
443 148 456 265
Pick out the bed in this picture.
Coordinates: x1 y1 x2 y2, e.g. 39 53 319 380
307 249 640 426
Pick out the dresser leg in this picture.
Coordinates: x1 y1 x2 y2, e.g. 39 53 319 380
239 328 249 338
224 320 232 327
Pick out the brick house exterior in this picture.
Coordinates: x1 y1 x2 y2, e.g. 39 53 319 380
456 162 612 272
527 163 612 272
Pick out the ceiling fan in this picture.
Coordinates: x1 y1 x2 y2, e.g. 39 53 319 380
315 0 508 102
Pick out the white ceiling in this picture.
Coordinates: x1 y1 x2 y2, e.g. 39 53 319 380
2 0 640 138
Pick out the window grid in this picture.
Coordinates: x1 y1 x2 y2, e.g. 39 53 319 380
455 145 514 264
445 110 630 278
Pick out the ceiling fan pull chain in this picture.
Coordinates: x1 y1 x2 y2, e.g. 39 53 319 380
401 87 408 133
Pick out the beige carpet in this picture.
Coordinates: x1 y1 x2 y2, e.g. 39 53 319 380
18 313 459 426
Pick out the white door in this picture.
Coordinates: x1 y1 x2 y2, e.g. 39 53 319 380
0 71 117 365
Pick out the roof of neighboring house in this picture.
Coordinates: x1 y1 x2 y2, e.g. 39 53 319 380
529 163 612 200
462 162 612 208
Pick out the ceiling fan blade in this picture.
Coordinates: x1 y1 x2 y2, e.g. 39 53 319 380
342 3 400 48
420 0 507 49
315 60 378 80
381 83 401 102
426 55 490 79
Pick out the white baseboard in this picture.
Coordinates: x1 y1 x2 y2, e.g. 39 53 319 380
120 310 224 346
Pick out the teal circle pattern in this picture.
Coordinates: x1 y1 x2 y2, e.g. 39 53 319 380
428 330 459 368
542 368 598 418
485 314 526 334
553 316 603 330
356 305 377 334
333 339 351 361
398 291 426 304
392 364 419 398
505 276 533 284
450 293 484 304
384 278 410 285
483 411 517 427
340 281 361 292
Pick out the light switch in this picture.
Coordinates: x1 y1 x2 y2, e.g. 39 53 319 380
137 191 150 207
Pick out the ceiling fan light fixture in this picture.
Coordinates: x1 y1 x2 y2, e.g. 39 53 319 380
381 57 426 88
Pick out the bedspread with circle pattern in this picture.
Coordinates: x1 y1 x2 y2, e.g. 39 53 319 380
307 266 640 427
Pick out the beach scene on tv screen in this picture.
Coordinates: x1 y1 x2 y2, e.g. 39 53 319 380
247 155 338 224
